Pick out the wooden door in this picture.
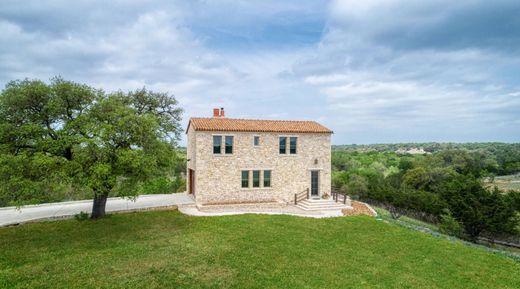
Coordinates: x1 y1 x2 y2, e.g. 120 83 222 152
188 169 195 195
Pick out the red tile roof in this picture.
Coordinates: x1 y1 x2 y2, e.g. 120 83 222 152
187 117 333 134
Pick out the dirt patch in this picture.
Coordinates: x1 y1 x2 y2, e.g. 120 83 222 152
343 201 376 217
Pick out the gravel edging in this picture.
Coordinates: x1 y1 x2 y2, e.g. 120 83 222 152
342 201 377 217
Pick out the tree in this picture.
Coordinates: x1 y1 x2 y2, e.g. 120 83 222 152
401 167 431 190
438 209 464 238
0 78 183 218
484 188 519 239
339 174 369 199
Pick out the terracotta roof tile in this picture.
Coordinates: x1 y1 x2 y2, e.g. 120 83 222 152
187 117 333 134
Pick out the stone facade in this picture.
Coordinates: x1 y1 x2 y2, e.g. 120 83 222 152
187 126 332 205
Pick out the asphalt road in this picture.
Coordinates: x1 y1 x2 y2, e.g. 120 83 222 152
0 193 194 227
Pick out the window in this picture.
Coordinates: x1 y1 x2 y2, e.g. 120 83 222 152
241 171 249 188
279 137 287 154
241 170 272 189
290 137 297 154
252 170 260 188
254 136 260 146
213 136 222 154
263 170 271 187
225 136 233 154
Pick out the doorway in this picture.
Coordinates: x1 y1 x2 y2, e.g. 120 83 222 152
311 170 319 197
188 169 195 195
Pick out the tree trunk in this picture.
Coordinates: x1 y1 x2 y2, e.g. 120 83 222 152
91 193 108 219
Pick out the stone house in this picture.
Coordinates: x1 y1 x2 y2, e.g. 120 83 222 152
186 108 333 206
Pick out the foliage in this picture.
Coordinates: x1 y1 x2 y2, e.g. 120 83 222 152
332 145 520 241
334 142 520 175
1 211 520 288
74 211 90 221
438 209 464 238
0 78 183 217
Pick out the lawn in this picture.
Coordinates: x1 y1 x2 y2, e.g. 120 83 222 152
1 210 519 289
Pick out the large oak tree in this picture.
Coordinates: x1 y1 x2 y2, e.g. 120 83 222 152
0 78 183 218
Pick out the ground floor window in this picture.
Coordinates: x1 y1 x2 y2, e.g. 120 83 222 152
241 171 249 188
263 170 271 187
252 170 260 187
241 169 272 189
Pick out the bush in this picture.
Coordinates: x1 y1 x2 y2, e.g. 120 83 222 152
74 211 90 221
438 209 463 238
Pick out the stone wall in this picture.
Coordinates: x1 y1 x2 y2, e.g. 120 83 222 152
186 126 197 193
188 129 332 205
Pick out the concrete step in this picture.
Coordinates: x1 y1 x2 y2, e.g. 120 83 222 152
297 205 349 211
297 201 348 207
298 200 349 206
296 198 351 211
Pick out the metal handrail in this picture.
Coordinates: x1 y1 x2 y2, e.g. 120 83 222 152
294 188 310 205
331 191 348 205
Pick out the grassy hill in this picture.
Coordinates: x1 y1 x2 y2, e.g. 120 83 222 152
1 210 519 289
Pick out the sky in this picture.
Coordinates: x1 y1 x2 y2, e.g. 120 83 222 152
1 0 519 145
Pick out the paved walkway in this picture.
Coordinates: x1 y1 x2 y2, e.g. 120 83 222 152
178 205 345 218
0 193 195 227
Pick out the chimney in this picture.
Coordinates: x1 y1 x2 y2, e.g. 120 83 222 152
220 107 225 117
213 108 220 117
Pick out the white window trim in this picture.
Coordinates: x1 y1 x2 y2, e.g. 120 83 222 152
278 135 298 155
253 135 261 147
239 169 274 190
212 134 235 155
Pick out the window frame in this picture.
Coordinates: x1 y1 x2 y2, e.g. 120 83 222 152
289 137 297 154
213 135 222 154
225 135 234 154
263 170 271 187
252 170 260 188
279 137 287 154
241 171 249 188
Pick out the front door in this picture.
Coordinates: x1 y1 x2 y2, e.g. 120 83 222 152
311 170 319 197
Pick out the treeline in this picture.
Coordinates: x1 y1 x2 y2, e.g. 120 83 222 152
332 147 520 241
334 143 520 175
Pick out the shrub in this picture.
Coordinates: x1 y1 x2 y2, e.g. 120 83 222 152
74 211 90 221
438 209 463 238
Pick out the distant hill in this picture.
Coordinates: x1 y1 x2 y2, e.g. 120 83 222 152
333 142 520 154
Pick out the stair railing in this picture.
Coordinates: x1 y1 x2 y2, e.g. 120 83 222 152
294 188 310 205
331 191 348 205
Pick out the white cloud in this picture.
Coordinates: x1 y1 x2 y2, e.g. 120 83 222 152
0 0 519 144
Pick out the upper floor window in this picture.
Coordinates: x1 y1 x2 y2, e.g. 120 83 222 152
279 137 287 154
213 136 222 154
290 137 297 154
225 136 233 154
213 135 233 154
254 136 260 146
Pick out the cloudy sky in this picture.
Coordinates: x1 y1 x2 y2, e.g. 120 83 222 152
1 0 519 144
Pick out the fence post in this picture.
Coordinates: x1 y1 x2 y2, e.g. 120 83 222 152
343 194 347 204
294 194 297 205
306 188 309 199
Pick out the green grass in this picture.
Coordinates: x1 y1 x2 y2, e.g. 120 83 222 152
372 206 439 232
1 211 519 289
